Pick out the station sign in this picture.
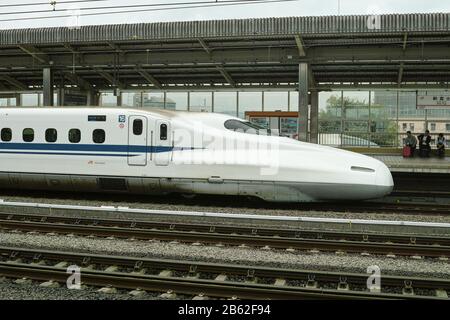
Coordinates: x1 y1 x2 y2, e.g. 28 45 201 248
416 94 450 109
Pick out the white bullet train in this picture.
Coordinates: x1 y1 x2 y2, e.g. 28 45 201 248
0 107 394 202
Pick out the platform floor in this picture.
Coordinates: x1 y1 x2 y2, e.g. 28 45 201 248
370 155 450 173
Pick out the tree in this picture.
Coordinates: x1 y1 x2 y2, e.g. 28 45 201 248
319 94 397 147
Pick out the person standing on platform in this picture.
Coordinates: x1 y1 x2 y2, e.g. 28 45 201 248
436 133 446 158
417 130 432 158
404 131 417 157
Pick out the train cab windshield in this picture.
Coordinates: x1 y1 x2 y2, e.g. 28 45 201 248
224 119 275 136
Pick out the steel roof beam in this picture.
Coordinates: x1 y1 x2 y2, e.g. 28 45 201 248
198 39 212 55
0 75 27 90
216 66 235 87
18 45 50 64
294 35 306 57
135 66 162 89
63 43 78 54
398 62 405 85
64 72 92 90
108 42 125 54
92 67 125 89
2 45 450 68
403 33 408 51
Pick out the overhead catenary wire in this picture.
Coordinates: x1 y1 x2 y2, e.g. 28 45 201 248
0 0 298 23
0 0 108 8
0 0 295 15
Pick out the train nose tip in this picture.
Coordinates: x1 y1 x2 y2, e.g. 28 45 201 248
376 162 394 196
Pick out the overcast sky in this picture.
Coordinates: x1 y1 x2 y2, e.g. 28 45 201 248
0 0 448 30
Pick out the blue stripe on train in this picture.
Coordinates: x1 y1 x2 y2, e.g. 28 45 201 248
0 143 197 154
0 151 135 157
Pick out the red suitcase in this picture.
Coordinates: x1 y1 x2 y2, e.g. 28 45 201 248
403 146 411 157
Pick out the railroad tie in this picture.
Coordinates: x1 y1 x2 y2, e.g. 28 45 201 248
129 288 146 297
14 278 32 285
192 293 209 300
39 280 60 288
214 274 228 282
159 270 173 277
104 265 119 272
98 286 118 294
274 278 287 286
435 289 448 299
159 290 177 299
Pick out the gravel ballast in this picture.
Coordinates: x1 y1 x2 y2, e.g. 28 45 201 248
1 231 449 279
1 229 449 300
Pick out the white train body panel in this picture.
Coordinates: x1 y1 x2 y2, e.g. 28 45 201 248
0 107 394 202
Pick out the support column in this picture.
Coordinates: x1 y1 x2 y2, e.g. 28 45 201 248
87 90 100 106
236 91 239 117
117 92 122 107
298 63 309 142
43 68 54 106
57 88 64 106
310 90 319 144
15 93 22 106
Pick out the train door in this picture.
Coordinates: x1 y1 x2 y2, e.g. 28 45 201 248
154 120 171 166
128 116 148 166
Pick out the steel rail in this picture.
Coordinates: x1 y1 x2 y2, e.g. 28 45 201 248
1 200 450 228
1 211 449 245
0 217 449 258
0 263 402 300
0 247 448 299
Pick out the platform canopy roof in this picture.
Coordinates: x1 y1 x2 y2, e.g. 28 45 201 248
1 13 450 92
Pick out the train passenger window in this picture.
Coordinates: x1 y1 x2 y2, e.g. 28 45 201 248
69 129 81 143
45 129 57 143
22 128 34 142
133 119 143 135
1 128 12 142
160 124 167 140
93 129 105 144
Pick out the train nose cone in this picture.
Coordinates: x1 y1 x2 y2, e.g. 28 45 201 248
375 162 394 196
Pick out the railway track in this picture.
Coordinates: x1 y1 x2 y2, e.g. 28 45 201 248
320 201 450 216
0 246 448 300
1 189 450 216
0 212 449 259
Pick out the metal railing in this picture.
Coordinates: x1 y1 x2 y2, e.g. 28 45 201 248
318 132 449 148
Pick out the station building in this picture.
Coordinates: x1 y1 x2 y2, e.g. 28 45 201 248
1 13 450 155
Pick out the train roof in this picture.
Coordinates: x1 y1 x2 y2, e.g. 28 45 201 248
0 106 243 128
0 106 235 117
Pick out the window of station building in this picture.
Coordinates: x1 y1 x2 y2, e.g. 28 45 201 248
166 92 188 111
289 91 299 112
23 128 34 142
214 92 237 116
263 92 289 112
69 129 81 143
1 128 12 142
238 92 262 119
402 123 407 131
93 129 105 144
160 124 167 140
45 129 57 143
189 92 212 112
133 119 143 135
430 123 436 131
446 124 450 132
